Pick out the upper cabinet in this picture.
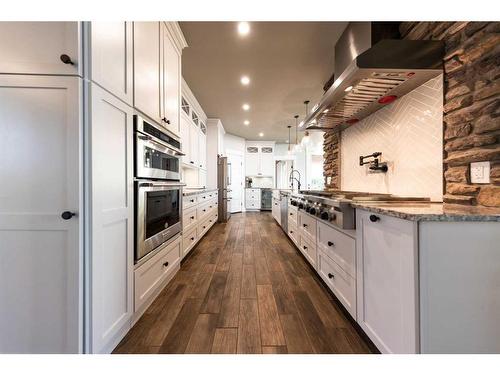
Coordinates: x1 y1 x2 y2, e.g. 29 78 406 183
161 24 181 136
133 22 162 124
88 22 134 105
0 22 81 76
245 143 275 177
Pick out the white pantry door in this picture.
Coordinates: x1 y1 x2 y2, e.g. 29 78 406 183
227 153 243 213
0 75 82 353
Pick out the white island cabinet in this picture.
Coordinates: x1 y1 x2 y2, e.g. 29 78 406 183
355 209 418 354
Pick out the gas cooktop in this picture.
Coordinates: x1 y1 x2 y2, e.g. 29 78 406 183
290 190 430 230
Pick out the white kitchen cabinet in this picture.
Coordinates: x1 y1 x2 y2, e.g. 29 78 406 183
0 75 82 353
89 83 134 354
189 122 200 167
199 122 207 169
199 169 207 188
133 22 162 124
180 115 191 165
272 197 281 224
356 209 418 354
88 22 133 105
161 23 181 136
0 22 81 76
245 142 275 177
260 146 275 176
245 188 261 210
206 119 226 189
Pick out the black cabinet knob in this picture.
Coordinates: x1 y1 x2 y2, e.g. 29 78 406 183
290 230 293 234
190 216 195 219
328 273 334 279
61 211 76 220
303 223 307 227
327 241 334 247
369 214 380 222
303 246 308 250
191 237 195 241
162 118 171 124
60 54 74 65
163 261 169 267
190 161 194 164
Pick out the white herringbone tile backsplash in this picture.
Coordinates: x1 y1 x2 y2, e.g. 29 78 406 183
341 75 443 201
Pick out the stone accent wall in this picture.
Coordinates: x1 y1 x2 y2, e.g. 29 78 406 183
323 131 340 189
323 22 500 207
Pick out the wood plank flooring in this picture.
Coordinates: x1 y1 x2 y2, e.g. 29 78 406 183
113 212 375 354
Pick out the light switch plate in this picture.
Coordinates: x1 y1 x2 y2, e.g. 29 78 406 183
470 161 490 184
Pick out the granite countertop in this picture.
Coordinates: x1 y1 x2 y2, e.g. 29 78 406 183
182 188 218 197
351 202 500 222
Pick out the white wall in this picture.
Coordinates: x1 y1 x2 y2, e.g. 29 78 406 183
341 75 443 201
225 133 245 155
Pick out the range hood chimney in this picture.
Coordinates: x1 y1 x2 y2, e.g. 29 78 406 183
304 22 444 132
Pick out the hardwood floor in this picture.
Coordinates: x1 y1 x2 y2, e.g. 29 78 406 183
113 212 375 354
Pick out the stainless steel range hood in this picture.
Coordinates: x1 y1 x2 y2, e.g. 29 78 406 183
304 22 444 132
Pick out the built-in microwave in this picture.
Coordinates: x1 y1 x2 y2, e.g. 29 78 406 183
135 115 183 181
135 180 183 262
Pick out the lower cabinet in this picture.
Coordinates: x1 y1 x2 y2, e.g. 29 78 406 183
355 209 418 354
134 236 182 314
181 191 218 259
245 188 261 210
272 197 281 224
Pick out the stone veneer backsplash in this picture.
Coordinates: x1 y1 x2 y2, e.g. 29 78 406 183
341 75 444 201
323 22 500 207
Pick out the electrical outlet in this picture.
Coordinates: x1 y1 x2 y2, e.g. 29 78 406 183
470 161 490 184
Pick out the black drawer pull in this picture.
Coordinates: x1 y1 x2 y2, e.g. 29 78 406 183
190 216 195 219
191 237 195 241
303 246 307 250
303 223 307 227
163 261 169 267
203 209 206 212
290 213 293 216
328 273 334 279
190 161 194 164
290 230 293 234
60 54 74 65
327 241 334 247
369 214 380 222
190 199 195 202
61 211 76 220
162 117 171 124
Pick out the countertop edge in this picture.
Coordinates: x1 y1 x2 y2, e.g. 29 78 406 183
351 203 500 222
182 188 218 196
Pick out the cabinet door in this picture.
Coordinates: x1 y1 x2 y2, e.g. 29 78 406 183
161 24 181 136
133 22 161 124
0 22 81 76
90 83 134 353
0 75 82 353
356 209 418 354
180 115 191 165
199 132 207 169
259 146 274 176
90 22 133 105
189 123 199 167
245 146 260 176
199 169 207 188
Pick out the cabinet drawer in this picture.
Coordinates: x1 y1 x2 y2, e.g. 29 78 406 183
299 235 317 268
317 250 356 318
206 191 218 200
197 201 212 221
299 212 317 244
287 221 299 245
288 208 298 227
245 192 261 201
134 236 181 312
246 188 260 195
246 201 260 209
317 222 356 277
182 226 198 257
183 207 197 229
183 195 198 209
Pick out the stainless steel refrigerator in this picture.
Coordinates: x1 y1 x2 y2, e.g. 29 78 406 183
217 156 231 222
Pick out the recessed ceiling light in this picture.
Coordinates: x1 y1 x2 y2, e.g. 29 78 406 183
240 76 250 85
237 22 250 36
299 121 304 127
259 132 264 137
344 85 353 92
242 103 250 111
244 120 250 125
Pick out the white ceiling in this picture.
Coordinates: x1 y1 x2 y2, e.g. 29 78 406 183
180 22 347 142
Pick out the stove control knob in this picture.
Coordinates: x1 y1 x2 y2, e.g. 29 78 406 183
309 207 317 215
331 213 337 221
298 202 304 209
320 211 329 221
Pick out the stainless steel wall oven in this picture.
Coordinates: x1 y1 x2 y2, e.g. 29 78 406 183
134 114 184 263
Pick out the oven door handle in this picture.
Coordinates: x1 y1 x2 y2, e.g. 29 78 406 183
137 134 185 156
139 182 186 188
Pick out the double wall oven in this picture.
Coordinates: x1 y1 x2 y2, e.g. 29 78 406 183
134 115 184 263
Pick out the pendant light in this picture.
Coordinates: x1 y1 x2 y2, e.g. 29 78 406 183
301 100 310 147
287 125 292 152
292 115 300 153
